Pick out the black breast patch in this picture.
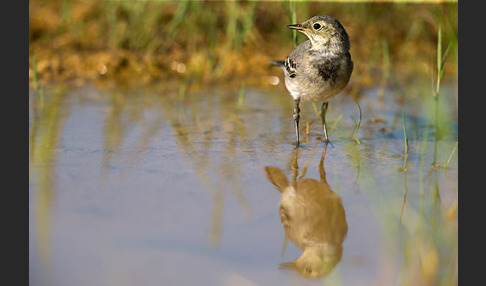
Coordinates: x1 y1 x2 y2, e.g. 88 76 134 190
315 59 340 82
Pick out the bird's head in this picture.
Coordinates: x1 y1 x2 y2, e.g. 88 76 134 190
288 15 350 53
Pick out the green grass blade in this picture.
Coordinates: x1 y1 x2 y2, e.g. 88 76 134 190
289 0 297 48
444 141 458 168
436 24 452 95
437 24 442 84
439 41 453 81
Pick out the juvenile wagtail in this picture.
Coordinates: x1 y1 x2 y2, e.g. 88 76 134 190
270 15 353 146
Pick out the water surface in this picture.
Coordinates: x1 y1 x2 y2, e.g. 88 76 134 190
29 81 457 285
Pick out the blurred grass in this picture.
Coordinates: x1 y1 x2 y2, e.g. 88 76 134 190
353 101 362 144
32 50 38 91
29 0 457 89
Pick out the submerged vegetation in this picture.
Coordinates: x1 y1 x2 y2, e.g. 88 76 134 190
29 0 457 89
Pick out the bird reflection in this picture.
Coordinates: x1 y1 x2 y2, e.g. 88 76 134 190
264 143 348 279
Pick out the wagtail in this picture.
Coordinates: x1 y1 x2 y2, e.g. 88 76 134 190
270 15 353 146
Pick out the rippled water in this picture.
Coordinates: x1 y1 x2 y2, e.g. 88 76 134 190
29 80 457 285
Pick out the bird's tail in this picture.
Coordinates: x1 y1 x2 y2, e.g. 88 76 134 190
268 60 285 67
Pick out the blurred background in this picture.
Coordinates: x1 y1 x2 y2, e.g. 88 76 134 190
29 0 457 90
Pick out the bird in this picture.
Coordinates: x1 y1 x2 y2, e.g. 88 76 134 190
269 15 353 146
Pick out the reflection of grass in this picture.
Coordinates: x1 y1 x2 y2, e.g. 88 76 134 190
352 101 362 144
399 171 407 225
329 114 342 132
444 141 457 168
161 89 253 247
39 86 45 109
237 83 246 107
419 122 430 213
179 77 190 102
96 87 256 247
29 87 70 277
29 80 458 284
402 110 408 171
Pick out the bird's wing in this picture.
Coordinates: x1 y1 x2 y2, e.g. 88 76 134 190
284 57 297 78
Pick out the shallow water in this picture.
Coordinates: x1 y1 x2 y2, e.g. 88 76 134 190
29 80 457 285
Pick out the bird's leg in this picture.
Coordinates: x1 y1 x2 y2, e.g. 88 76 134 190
293 98 301 146
320 102 329 142
318 143 328 182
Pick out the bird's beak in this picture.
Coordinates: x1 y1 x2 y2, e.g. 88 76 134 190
279 262 297 270
287 23 308 32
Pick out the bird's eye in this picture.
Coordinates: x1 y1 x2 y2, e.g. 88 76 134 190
313 23 321 30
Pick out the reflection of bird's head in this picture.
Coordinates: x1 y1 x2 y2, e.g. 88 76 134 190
279 244 343 279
